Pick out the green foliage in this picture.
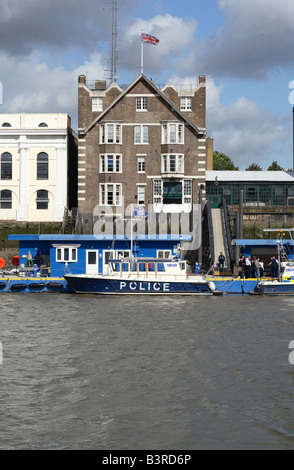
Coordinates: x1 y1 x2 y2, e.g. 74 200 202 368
246 163 262 171
267 161 284 171
213 151 239 170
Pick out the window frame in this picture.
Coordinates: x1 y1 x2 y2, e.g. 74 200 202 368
100 154 122 173
37 152 49 180
0 189 12 209
137 155 146 173
161 154 184 174
36 189 49 210
180 97 192 111
1 152 12 180
161 123 184 144
137 185 146 205
54 245 79 263
92 97 103 112
134 125 149 144
100 123 122 144
136 97 148 111
100 183 122 206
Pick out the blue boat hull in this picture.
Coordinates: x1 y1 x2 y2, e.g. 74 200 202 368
63 275 217 295
252 281 294 295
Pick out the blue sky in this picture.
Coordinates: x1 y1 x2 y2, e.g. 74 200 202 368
0 0 294 170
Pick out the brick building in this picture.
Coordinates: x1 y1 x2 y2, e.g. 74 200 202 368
77 73 207 226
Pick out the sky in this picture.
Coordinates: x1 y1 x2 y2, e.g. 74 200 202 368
0 0 294 170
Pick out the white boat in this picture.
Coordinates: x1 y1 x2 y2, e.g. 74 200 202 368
251 261 294 295
64 257 222 295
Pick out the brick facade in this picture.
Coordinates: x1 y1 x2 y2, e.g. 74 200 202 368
77 74 207 219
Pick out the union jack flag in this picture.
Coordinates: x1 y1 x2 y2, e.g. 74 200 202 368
141 33 159 45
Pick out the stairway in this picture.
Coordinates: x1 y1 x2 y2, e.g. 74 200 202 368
211 208 229 270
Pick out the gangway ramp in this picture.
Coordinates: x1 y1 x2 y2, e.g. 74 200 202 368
211 208 229 269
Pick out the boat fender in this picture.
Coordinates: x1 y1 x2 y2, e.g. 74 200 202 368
208 281 216 291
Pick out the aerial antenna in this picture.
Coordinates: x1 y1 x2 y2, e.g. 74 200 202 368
111 0 118 82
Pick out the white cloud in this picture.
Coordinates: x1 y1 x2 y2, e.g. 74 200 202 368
119 14 198 77
206 77 287 168
200 0 294 78
0 51 107 129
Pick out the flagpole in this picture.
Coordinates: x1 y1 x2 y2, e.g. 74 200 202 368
140 30 143 74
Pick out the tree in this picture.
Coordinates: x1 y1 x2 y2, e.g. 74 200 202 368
267 161 284 171
213 151 239 170
246 163 262 171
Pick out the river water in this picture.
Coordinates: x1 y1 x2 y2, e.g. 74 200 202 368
0 292 294 450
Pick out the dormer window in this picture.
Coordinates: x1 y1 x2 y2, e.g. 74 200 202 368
136 97 148 111
92 97 103 112
180 97 192 111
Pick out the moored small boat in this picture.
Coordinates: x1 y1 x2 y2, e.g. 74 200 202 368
250 261 294 295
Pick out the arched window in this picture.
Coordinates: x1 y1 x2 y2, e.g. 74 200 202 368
0 189 12 209
37 152 48 179
1 122 11 127
38 122 48 127
1 152 12 179
36 190 49 210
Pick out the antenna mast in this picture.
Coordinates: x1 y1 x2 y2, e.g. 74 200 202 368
111 0 118 82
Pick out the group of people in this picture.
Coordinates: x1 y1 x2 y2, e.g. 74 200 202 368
238 256 264 278
208 252 279 279
238 255 279 279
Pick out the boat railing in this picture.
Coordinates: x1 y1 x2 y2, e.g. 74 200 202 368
106 257 191 280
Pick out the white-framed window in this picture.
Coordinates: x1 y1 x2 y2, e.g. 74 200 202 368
137 155 146 172
161 123 184 144
100 123 122 144
137 185 146 205
100 154 122 173
100 183 122 206
153 180 162 203
136 97 148 111
55 246 78 263
92 97 103 112
134 125 149 144
183 180 192 203
157 250 172 259
161 154 184 173
180 97 192 111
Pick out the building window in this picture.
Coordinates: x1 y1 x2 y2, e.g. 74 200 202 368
2 122 11 127
92 97 103 112
56 246 78 263
38 122 48 127
153 180 162 203
137 185 146 205
157 250 171 259
134 125 149 144
1 152 12 179
137 155 146 172
37 152 49 179
100 183 122 206
0 189 12 209
136 97 148 111
163 182 182 204
36 189 49 210
161 154 184 173
161 123 184 144
183 180 192 203
180 97 192 111
100 123 122 144
100 154 122 172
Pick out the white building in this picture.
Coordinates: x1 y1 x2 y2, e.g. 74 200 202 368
0 113 77 222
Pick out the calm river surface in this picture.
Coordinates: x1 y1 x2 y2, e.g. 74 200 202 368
0 292 294 450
